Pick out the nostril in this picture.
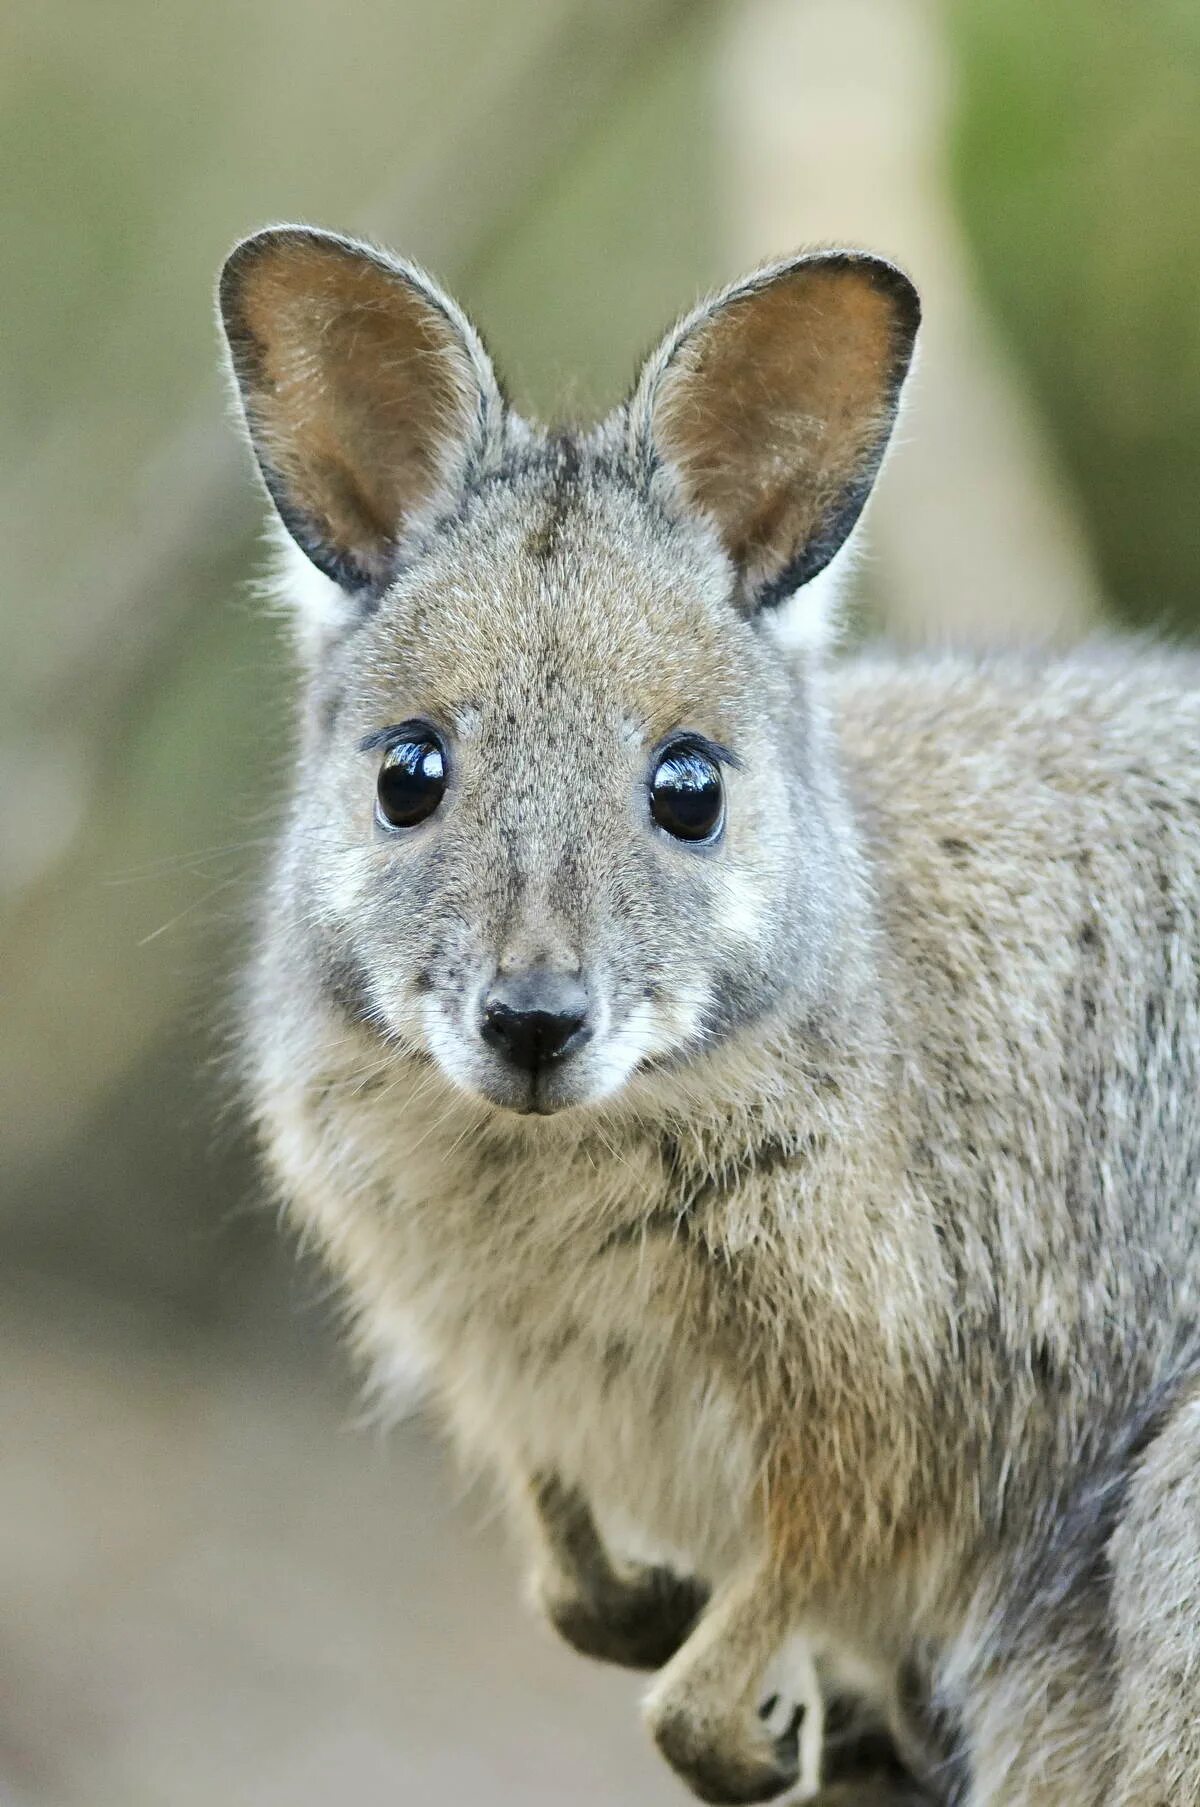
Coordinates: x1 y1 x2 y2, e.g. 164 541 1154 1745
481 999 523 1054
481 973 592 1073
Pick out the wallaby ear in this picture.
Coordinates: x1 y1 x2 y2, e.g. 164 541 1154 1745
218 226 502 595
630 252 920 613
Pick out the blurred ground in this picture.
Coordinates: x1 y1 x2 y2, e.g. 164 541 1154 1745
0 1274 683 1807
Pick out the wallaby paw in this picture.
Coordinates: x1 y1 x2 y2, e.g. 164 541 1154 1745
542 1563 710 1671
647 1694 804 1804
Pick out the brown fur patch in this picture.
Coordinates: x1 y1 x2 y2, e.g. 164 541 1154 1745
650 258 918 599
221 230 481 588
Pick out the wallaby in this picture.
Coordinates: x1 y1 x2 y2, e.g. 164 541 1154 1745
218 224 1200 1806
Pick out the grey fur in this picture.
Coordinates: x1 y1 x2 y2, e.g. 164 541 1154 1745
220 226 1200 1806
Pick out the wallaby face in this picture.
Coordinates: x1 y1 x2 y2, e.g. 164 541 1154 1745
260 486 819 1117
220 228 918 1116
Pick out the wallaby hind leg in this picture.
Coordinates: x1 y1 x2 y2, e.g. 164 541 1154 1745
947 1577 1112 1806
1108 1383 1200 1807
956 1653 1110 1806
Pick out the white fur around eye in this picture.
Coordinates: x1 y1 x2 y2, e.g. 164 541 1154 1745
718 869 767 943
326 844 377 920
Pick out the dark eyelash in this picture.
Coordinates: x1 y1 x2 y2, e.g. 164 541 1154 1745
358 720 436 754
661 732 742 771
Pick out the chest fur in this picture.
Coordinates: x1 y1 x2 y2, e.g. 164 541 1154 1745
285 1085 763 1573
446 1222 762 1573
451 1309 756 1577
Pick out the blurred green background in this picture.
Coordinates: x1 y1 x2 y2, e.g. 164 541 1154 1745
0 1 1196 1801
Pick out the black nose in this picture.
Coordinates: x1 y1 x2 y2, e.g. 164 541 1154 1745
481 969 591 1073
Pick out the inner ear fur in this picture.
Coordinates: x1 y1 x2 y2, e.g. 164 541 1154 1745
219 226 498 594
636 252 920 609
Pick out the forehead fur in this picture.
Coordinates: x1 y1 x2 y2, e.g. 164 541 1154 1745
344 438 768 738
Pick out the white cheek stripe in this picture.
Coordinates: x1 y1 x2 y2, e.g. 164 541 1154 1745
718 869 766 942
420 994 486 1096
589 981 711 1091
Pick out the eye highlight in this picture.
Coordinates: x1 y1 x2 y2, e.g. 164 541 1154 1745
373 727 447 829
649 739 726 843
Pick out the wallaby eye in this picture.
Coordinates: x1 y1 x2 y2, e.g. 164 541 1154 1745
375 729 447 829
649 741 725 843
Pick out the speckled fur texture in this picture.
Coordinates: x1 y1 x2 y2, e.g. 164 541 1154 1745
220 226 1200 1807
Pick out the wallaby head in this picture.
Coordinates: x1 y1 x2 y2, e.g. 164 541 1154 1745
219 227 918 1116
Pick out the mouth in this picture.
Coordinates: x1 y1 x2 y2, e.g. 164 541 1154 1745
447 1036 619 1116
488 1061 585 1117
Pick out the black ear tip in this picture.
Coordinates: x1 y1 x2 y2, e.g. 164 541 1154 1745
217 228 284 327
798 249 921 346
866 256 922 342
217 224 347 320
836 251 921 338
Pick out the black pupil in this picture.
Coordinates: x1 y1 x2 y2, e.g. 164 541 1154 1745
376 736 446 827
650 746 723 842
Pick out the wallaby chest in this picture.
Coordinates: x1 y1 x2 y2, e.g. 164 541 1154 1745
355 1104 763 1574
